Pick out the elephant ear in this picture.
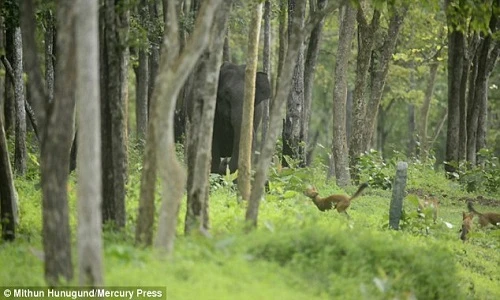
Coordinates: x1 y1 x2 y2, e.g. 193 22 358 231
255 72 271 104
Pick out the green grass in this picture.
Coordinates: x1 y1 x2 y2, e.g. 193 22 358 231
1 154 500 300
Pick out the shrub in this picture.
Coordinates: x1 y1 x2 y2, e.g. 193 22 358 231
247 225 461 299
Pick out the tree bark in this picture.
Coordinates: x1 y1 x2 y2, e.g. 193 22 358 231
331 0 356 187
445 0 465 174
21 0 78 285
349 8 380 167
261 0 271 144
0 116 17 241
12 27 27 175
418 53 440 161
276 0 287 97
282 0 306 168
76 0 103 286
3 3 16 135
134 0 150 141
185 0 231 234
303 0 326 166
44 10 55 104
100 0 129 228
239 2 262 202
362 5 408 151
153 0 222 254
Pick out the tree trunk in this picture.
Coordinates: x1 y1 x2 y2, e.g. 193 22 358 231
418 54 439 161
148 0 161 113
331 0 355 187
3 7 16 135
153 0 222 254
476 11 499 162
238 2 263 202
0 116 17 241
362 5 408 151
185 0 231 234
276 0 287 97
45 10 55 104
349 8 380 167
20 0 78 285
100 0 129 228
445 0 465 175
135 48 149 141
303 0 326 166
12 27 27 175
261 0 271 144
223 26 231 62
133 0 150 141
458 34 478 162
282 0 306 167
76 0 103 286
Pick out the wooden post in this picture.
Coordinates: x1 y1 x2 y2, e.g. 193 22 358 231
389 161 407 230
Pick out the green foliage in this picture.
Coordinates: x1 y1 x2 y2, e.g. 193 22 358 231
247 225 460 299
458 149 500 193
354 150 394 190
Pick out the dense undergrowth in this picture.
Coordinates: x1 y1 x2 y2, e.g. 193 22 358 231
1 147 500 300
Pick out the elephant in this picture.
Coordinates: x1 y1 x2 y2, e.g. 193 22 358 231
211 62 271 174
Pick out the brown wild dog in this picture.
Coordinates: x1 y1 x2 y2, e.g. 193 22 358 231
467 201 500 227
304 183 368 217
417 195 439 223
460 212 474 242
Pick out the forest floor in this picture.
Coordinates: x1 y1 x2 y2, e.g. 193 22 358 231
1 155 500 300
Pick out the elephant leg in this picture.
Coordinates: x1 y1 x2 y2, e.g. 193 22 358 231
211 133 222 174
228 130 239 174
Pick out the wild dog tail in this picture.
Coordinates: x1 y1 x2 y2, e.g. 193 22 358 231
349 183 369 201
467 201 482 216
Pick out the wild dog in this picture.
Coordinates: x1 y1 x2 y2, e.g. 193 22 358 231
460 212 474 242
467 201 500 227
304 183 368 217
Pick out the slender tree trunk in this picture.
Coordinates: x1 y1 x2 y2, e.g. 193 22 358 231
362 6 408 151
135 49 149 141
302 0 326 166
100 0 129 228
331 0 355 187
0 116 17 241
349 9 380 167
148 0 161 113
3 9 16 135
282 0 306 167
445 0 465 174
154 0 222 254
418 54 439 161
12 27 27 175
45 10 55 104
457 34 477 162
185 0 231 234
223 26 231 62
276 0 287 97
476 10 499 162
238 1 263 204
21 0 78 285
76 0 103 286
261 0 271 143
